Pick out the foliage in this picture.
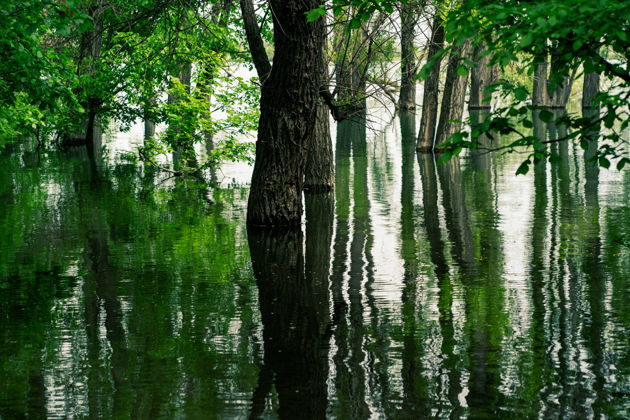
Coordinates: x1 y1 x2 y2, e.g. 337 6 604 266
437 0 630 170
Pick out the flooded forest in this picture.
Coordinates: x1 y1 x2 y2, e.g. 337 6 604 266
1 0 629 418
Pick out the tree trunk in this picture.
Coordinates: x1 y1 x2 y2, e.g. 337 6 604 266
532 57 549 107
247 0 324 227
582 69 600 191
305 39 334 192
167 62 197 171
398 2 418 110
239 0 271 82
469 44 495 110
435 40 472 148
416 14 445 152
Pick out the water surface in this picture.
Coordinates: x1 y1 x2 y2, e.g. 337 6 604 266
1 110 629 419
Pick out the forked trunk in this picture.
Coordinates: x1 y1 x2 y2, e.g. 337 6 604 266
247 0 324 227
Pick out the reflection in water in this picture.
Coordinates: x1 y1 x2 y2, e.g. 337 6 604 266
248 226 330 419
0 110 629 418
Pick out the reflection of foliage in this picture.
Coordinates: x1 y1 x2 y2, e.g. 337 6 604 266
0 144 259 417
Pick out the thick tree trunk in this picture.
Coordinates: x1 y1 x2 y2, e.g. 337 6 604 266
398 2 418 110
416 14 445 152
435 40 472 148
247 0 324 227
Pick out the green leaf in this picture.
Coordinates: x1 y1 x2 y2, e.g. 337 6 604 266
539 109 553 122
516 160 530 175
305 7 326 22
456 65 469 76
599 157 610 168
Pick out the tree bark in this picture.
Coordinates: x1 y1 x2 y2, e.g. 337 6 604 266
416 14 445 152
582 69 600 188
239 0 271 83
247 0 324 227
305 37 334 192
469 44 496 110
435 40 472 148
532 57 549 107
398 2 418 110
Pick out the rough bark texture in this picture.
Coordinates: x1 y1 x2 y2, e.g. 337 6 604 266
469 45 496 110
305 29 334 192
305 100 334 192
239 0 271 82
416 15 445 152
247 0 324 227
398 2 418 110
435 40 472 148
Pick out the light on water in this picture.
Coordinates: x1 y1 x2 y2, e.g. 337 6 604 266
0 108 629 419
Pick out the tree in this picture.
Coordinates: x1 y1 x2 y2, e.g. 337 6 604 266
436 0 630 171
246 0 325 227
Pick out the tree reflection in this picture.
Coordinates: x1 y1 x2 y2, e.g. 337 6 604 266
248 222 331 419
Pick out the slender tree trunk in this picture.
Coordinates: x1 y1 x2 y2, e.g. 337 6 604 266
247 0 324 227
548 52 577 108
239 0 271 82
65 0 104 147
582 68 600 186
532 57 549 107
416 14 445 152
168 62 197 171
469 44 495 110
435 40 472 148
144 106 155 143
398 2 418 110
305 36 334 192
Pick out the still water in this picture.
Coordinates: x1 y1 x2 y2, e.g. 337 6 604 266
0 110 629 419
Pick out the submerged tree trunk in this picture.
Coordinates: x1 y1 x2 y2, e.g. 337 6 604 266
435 40 472 148
247 0 324 227
416 14 445 152
398 2 418 110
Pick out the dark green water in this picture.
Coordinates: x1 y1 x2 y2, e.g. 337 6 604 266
1 112 629 419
